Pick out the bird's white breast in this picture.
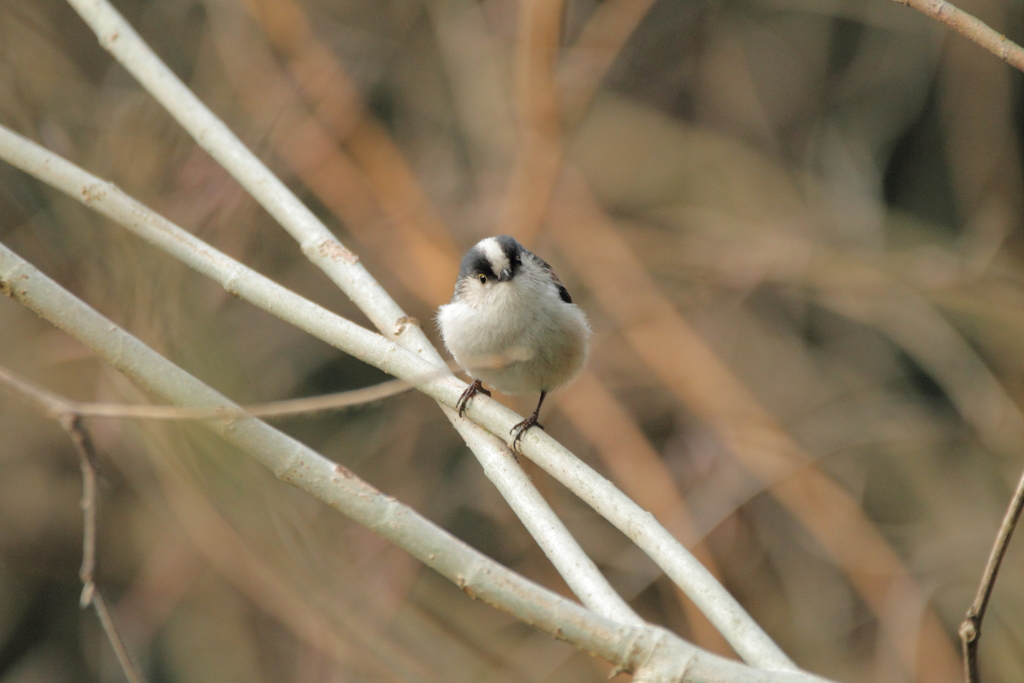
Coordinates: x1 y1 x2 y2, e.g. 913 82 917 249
437 271 589 395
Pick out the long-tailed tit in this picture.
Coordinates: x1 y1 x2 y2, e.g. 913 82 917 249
437 235 590 448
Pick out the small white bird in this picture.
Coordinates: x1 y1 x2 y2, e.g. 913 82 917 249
438 235 590 448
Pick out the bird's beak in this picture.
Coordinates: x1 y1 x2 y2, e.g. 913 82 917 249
498 268 512 282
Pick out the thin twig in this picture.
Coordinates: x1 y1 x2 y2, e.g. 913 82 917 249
0 364 413 420
60 414 145 683
960 465 1024 682
893 0 1024 73
90 592 145 683
0 364 69 416
63 414 100 595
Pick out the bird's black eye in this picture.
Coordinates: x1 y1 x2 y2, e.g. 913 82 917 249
478 273 488 284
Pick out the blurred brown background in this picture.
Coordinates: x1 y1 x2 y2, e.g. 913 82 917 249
1 0 1024 680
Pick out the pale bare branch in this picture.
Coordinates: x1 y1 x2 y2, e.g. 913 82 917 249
894 0 1024 73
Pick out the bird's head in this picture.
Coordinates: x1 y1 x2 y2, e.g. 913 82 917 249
453 235 524 300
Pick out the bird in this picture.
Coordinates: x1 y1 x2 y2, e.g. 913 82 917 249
437 235 590 449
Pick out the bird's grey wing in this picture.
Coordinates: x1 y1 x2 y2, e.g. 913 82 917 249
523 249 573 304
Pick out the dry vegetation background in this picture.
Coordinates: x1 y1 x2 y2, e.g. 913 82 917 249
1 0 1024 681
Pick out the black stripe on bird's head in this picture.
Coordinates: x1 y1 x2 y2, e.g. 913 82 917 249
458 235 524 286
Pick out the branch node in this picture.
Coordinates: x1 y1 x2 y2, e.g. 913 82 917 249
80 580 95 608
314 239 359 264
394 316 420 336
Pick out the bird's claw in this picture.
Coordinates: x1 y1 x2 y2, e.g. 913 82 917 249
456 379 491 416
510 415 544 451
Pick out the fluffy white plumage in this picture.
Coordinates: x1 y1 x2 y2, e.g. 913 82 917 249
437 235 590 444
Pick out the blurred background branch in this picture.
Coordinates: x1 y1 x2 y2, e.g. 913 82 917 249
894 0 1024 73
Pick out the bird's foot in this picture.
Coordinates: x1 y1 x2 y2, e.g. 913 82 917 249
456 379 491 416
510 414 544 452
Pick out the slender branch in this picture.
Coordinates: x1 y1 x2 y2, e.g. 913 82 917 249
960 464 1024 682
89 593 146 683
61 0 643 628
61 414 146 683
0 242 832 683
893 0 1024 73
64 415 100 599
0 365 413 420
0 363 71 416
